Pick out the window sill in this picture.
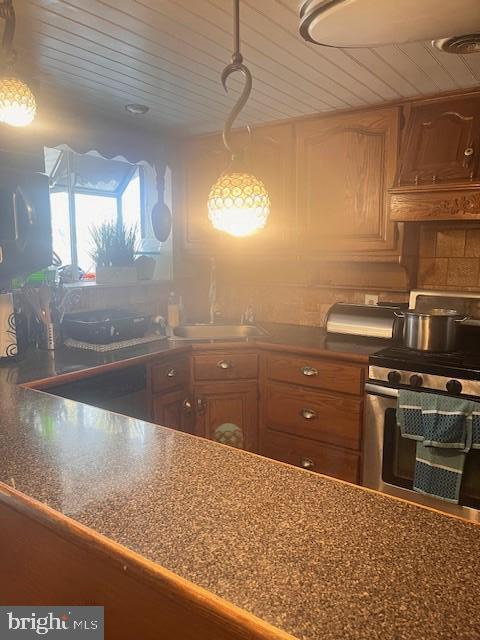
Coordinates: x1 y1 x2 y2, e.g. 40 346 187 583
63 279 172 289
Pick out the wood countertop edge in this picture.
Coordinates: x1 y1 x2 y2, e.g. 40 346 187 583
0 482 297 640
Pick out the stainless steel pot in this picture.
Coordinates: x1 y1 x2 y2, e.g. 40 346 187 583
395 308 468 352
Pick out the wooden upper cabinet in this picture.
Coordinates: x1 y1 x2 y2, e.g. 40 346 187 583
182 133 228 249
398 97 480 185
180 122 295 253
296 107 399 255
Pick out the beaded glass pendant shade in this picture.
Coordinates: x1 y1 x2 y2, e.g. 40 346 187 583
208 171 270 237
0 76 36 127
207 0 270 237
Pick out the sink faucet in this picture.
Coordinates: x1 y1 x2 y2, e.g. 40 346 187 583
209 257 216 324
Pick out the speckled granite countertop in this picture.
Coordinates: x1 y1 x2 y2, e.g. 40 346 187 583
1 382 480 639
1 324 478 639
1 322 382 387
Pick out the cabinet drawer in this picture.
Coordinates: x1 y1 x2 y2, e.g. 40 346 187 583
261 429 360 484
151 357 189 393
193 353 258 381
265 352 363 395
264 382 362 450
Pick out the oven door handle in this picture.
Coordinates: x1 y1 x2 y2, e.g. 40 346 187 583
365 382 399 399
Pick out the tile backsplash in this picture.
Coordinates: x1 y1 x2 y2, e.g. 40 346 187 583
177 223 480 329
418 224 480 290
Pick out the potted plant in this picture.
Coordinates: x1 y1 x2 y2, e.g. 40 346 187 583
90 222 138 284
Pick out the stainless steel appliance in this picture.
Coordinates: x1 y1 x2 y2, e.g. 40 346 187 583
363 290 480 521
326 302 403 340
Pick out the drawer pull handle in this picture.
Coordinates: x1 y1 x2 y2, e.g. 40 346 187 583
217 360 233 370
301 366 318 377
301 457 315 470
300 408 317 420
166 368 177 378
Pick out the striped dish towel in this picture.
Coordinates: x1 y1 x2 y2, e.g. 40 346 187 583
397 390 479 504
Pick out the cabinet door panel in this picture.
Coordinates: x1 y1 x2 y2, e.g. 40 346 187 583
400 98 480 184
194 382 258 452
152 389 193 434
297 108 399 254
182 134 228 248
181 123 295 253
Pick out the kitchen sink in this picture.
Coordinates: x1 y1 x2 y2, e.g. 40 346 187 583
172 323 269 340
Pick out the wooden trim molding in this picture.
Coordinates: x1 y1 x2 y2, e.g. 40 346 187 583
0 484 295 640
389 184 480 222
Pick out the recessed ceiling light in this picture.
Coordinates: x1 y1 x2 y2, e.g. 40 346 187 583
124 103 149 115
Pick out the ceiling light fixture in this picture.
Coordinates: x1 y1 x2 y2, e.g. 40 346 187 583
0 0 36 127
299 0 480 50
207 0 270 238
125 103 149 115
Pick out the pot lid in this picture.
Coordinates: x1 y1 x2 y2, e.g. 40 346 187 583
299 0 480 48
405 308 464 317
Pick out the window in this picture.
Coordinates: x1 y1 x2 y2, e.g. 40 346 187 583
45 148 146 278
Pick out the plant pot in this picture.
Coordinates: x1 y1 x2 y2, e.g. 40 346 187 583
135 255 156 280
95 266 138 284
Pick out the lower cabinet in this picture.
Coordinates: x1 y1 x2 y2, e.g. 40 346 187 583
260 351 365 484
152 388 194 434
148 348 364 485
194 382 258 451
260 429 361 485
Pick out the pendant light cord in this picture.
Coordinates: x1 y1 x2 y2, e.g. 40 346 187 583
221 0 252 158
0 0 16 67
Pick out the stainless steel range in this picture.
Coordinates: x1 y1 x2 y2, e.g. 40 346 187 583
363 290 480 522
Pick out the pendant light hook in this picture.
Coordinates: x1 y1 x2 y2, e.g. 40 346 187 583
221 0 252 159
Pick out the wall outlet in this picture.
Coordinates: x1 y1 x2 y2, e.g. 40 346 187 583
364 294 379 306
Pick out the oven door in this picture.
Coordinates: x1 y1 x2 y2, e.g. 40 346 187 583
363 382 480 522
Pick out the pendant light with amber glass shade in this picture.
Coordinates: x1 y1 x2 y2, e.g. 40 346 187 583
0 0 36 127
207 0 270 238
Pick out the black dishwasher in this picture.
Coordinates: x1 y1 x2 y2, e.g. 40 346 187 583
46 364 150 421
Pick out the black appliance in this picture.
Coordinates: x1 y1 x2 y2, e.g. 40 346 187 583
46 364 149 421
63 309 151 344
0 168 52 283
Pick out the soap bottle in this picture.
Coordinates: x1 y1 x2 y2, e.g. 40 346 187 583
167 291 180 330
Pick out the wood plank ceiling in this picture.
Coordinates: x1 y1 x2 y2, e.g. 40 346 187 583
13 0 480 135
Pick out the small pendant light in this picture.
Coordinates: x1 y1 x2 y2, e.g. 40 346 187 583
207 0 270 238
0 0 36 127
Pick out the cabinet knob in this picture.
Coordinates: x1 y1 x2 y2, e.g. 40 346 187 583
166 368 177 378
300 408 317 420
300 457 315 470
301 366 318 377
196 397 207 415
182 399 193 415
217 360 233 370
464 147 475 168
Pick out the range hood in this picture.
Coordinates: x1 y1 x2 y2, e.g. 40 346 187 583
300 0 480 52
